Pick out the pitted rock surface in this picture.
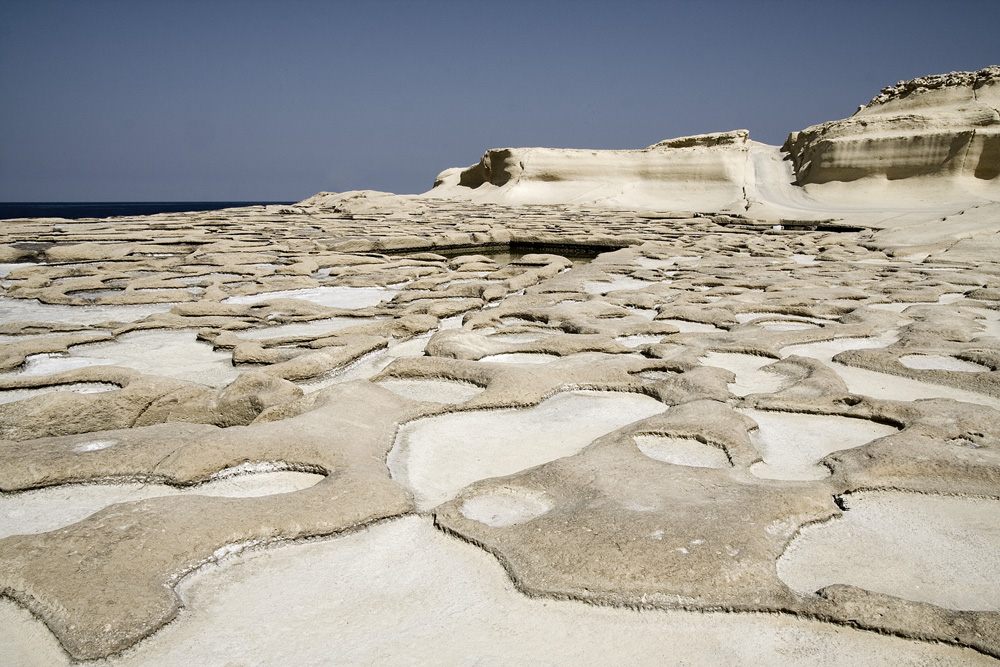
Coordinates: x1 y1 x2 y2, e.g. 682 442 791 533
2 70 1000 663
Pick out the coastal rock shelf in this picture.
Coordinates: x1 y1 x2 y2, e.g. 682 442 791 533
1 68 1000 664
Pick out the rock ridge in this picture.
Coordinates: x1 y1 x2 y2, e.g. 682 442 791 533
862 65 1000 110
430 67 999 222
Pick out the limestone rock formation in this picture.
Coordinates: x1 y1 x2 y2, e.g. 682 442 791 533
430 67 1000 220
431 130 755 210
783 66 1000 201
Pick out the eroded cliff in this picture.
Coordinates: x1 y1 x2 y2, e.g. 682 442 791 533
783 66 1000 194
432 68 1000 214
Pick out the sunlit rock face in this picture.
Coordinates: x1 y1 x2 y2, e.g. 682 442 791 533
430 69 1000 217
431 131 754 210
783 66 1000 198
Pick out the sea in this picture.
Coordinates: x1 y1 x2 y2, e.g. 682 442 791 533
0 201 295 221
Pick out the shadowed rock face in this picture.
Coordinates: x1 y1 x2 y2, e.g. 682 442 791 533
458 148 523 188
2 69 1000 665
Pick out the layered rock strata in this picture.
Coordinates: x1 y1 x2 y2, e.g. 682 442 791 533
432 67 1000 222
783 66 1000 198
432 130 753 210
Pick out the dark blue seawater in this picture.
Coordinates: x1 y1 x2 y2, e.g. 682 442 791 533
0 201 296 221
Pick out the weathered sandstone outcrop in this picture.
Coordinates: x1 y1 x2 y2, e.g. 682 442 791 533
783 66 1000 199
429 68 1000 219
431 130 754 210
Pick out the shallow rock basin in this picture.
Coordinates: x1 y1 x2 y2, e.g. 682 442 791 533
660 319 720 333
3 515 988 666
634 434 731 468
460 488 554 527
0 382 117 405
781 335 897 361
868 293 966 313
778 491 1000 611
0 297 176 326
5 353 109 377
758 321 820 331
582 277 658 295
0 262 35 279
487 332 555 343
223 286 396 309
615 334 665 348
8 330 240 387
478 352 562 364
375 378 484 404
899 354 988 372
633 256 678 270
832 362 1000 410
736 409 897 480
238 317 382 340
0 466 325 539
300 335 432 392
388 390 665 511
702 352 791 397
734 313 829 325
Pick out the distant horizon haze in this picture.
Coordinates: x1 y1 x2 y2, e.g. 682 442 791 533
2 0 998 202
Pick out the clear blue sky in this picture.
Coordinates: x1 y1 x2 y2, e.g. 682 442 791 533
1 0 997 201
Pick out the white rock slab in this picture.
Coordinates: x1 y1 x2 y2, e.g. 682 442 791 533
223 286 396 309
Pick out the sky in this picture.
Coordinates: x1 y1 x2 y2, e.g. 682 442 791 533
1 0 998 202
